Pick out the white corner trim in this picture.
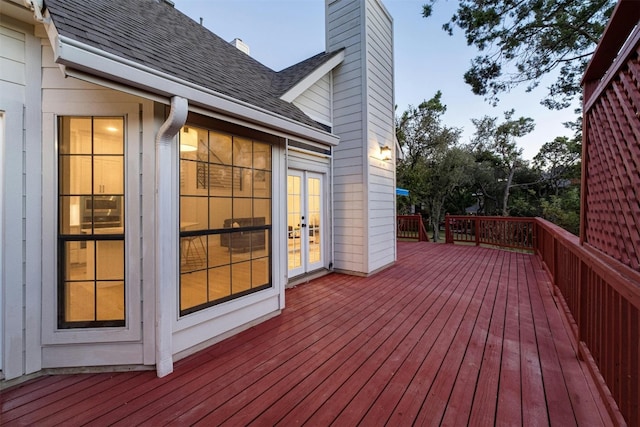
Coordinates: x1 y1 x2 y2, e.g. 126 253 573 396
47 32 339 147
280 50 345 103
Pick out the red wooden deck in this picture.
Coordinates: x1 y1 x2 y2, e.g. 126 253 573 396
1 243 613 426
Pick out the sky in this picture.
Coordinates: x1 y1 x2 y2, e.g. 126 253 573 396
171 0 579 160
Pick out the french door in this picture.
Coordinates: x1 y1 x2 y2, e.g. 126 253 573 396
287 171 324 277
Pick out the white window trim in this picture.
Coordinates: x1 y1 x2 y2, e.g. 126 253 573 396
42 103 142 345
174 136 286 332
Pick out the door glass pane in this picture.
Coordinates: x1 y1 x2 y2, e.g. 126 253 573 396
308 177 321 264
288 175 302 271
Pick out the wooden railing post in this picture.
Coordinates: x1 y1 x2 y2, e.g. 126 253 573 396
578 259 588 357
419 216 429 242
445 214 452 244
474 217 480 246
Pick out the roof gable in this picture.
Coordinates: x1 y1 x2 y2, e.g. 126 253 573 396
273 49 345 101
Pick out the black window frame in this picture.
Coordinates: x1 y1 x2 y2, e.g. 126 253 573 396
178 116 276 317
57 116 126 329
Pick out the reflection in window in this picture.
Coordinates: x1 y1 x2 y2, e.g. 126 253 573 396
58 116 125 328
179 127 272 315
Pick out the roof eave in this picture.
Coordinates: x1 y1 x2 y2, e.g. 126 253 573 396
46 30 340 147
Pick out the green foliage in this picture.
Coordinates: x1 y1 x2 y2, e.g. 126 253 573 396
470 110 535 215
396 93 582 238
396 91 450 167
423 0 616 108
396 93 474 240
540 187 581 235
533 135 581 194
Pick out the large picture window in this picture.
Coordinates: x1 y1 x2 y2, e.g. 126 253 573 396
179 126 272 315
58 116 125 328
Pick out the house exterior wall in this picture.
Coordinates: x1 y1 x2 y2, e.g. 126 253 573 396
1 22 290 379
293 73 333 127
40 48 290 370
327 0 395 275
0 15 42 380
1 0 395 382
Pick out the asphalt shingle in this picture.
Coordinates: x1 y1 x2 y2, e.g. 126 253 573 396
44 0 342 131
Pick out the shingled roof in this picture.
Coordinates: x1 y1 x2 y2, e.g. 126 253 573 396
272 51 341 96
43 0 342 132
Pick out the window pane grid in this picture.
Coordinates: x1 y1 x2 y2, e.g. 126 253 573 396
58 116 125 328
180 127 272 316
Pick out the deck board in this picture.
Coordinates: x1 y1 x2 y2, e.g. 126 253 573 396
0 243 614 426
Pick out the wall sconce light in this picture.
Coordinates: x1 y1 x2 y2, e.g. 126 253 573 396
180 126 198 152
380 145 392 161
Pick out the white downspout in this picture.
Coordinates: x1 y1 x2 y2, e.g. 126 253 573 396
155 96 188 377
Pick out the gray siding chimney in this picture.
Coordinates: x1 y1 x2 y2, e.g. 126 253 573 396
327 0 396 274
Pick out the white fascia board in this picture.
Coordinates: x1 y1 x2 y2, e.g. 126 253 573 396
47 32 340 147
280 50 345 103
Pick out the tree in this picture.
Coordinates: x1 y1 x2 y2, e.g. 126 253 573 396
396 92 451 215
423 146 474 241
533 135 581 195
540 187 581 235
423 0 616 109
471 110 535 215
396 91 450 167
396 92 472 240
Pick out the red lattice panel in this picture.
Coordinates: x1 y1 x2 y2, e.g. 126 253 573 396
584 44 640 272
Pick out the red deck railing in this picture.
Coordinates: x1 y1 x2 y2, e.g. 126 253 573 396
397 215 429 242
444 215 535 251
535 218 639 426
444 215 639 425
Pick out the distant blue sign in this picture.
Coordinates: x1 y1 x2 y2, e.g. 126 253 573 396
396 188 409 196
